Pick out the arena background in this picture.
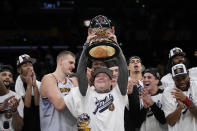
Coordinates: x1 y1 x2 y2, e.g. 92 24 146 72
0 0 197 80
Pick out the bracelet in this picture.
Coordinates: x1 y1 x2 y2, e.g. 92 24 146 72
183 96 192 107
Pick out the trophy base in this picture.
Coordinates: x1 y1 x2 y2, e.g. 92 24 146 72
87 41 119 61
78 128 91 131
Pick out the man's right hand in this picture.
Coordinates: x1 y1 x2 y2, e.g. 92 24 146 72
85 33 97 44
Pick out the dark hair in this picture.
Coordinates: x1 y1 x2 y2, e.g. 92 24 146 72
128 56 142 65
0 65 14 75
143 68 162 86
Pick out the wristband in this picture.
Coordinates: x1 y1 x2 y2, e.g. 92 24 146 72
183 96 192 107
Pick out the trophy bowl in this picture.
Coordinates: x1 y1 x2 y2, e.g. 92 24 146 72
86 28 120 61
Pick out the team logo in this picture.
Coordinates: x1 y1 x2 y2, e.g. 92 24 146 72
174 68 184 75
77 113 91 131
59 87 71 93
108 103 115 111
173 49 181 54
93 94 114 114
59 87 71 96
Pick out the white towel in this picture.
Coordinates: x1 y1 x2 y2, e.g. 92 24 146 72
15 75 41 97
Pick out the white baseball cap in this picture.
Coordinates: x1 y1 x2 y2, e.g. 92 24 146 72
16 54 36 67
169 47 185 59
172 63 187 78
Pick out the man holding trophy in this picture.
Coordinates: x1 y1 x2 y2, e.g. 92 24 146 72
62 15 129 131
77 15 129 97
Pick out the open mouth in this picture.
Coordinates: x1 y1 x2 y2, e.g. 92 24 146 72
3 80 10 85
144 83 150 87
134 65 138 70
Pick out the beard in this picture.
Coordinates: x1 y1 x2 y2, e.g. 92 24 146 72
176 80 190 91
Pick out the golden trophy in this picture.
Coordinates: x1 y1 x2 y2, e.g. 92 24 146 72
77 113 91 131
86 15 120 61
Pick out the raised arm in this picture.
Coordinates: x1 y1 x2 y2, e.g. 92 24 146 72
76 44 89 96
116 45 129 95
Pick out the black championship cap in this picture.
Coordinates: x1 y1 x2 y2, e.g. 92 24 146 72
143 68 162 86
93 67 113 80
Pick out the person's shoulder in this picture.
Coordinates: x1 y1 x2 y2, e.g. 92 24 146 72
163 86 173 95
161 73 172 80
190 80 197 89
189 67 197 71
41 74 55 81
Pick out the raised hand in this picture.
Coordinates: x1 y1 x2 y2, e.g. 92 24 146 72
105 30 117 43
86 33 97 44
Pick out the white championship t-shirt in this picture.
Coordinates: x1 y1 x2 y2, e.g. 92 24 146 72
0 90 24 131
162 80 197 131
140 93 168 131
64 85 128 131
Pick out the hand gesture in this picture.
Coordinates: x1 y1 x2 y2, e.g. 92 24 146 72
8 97 20 112
177 99 184 109
23 69 34 87
0 96 14 110
140 89 154 108
32 71 37 87
171 88 187 102
105 30 117 43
